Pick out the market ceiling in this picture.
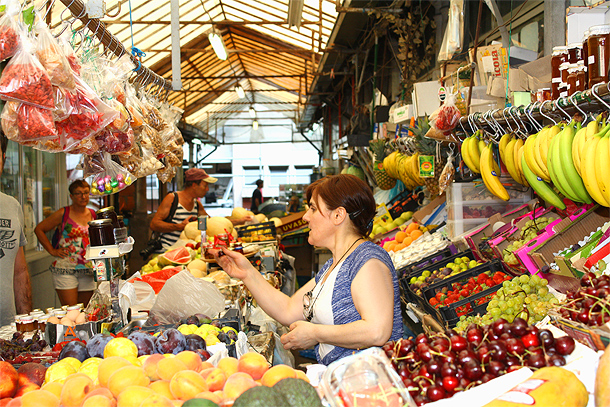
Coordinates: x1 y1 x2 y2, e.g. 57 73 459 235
48 0 385 144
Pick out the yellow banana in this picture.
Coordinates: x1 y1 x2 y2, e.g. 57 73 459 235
498 133 512 165
524 133 550 182
595 133 610 205
533 127 550 180
572 126 586 177
469 136 481 173
462 136 480 174
515 145 530 187
581 133 609 207
503 137 521 184
512 138 526 185
480 143 510 201
541 124 560 165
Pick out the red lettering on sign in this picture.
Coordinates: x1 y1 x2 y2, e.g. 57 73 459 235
64 326 77 339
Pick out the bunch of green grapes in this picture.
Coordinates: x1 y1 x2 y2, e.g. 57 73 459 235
456 274 559 331
502 217 552 266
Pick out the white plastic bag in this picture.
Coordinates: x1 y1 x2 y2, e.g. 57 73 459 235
149 270 225 324
438 0 464 61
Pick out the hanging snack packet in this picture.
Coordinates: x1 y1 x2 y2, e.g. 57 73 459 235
121 144 164 178
79 152 106 178
156 164 176 184
0 8 20 62
1 100 58 144
0 35 54 109
438 152 456 195
142 97 168 131
89 153 135 196
35 22 75 90
96 126 134 154
429 93 461 132
57 36 81 75
138 123 163 157
52 86 72 121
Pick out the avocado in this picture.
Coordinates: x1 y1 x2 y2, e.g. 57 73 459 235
274 378 323 407
233 386 290 407
182 399 219 407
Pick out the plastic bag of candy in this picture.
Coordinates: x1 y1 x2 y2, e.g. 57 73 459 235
0 35 54 109
0 4 21 62
96 126 134 154
35 21 75 90
1 100 58 143
89 153 135 196
121 144 164 178
138 123 163 157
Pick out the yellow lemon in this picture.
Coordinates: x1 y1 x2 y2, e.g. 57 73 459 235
81 357 102 367
177 324 191 335
124 355 142 366
44 361 77 384
60 357 82 371
78 361 100 383
204 334 220 346
104 337 138 359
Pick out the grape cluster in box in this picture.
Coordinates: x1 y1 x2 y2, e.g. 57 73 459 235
421 259 510 328
402 248 483 309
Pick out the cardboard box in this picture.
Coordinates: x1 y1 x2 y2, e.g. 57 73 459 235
549 310 610 351
526 205 609 278
413 194 447 225
507 54 552 92
473 44 509 87
277 211 307 234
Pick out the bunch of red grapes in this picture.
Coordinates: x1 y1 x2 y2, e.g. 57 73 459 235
559 272 610 326
383 318 576 405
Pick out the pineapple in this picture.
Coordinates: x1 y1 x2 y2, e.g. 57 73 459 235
407 118 446 197
369 139 396 190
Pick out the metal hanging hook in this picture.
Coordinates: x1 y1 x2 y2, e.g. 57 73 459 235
539 100 558 125
502 107 515 133
525 103 543 131
592 82 610 110
554 97 572 121
508 106 526 138
569 92 588 124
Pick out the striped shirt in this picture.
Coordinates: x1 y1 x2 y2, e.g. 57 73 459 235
158 196 201 250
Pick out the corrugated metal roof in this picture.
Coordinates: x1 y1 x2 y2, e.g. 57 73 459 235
49 0 339 140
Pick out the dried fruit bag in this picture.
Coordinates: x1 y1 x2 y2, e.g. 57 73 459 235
0 36 54 109
35 22 75 90
57 36 81 75
1 101 57 143
430 93 461 132
0 9 20 62
121 144 164 178
89 153 135 196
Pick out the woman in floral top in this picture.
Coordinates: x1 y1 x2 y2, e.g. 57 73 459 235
35 180 96 306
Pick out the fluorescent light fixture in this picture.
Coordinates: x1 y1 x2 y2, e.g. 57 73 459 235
235 85 245 99
192 138 202 145
287 0 304 28
208 29 228 60
249 107 256 118
252 120 259 130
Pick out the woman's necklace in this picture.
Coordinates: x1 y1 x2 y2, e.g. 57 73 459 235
304 237 363 322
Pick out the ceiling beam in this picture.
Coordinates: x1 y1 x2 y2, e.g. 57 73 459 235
104 19 323 26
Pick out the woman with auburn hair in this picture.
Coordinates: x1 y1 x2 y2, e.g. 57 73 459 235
212 174 401 365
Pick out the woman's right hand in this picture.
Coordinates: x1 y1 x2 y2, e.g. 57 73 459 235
209 247 254 281
51 248 69 258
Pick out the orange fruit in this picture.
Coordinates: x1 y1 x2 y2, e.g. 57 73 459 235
394 231 407 243
406 222 419 233
410 230 423 240
386 242 396 252
403 237 413 247
393 243 406 252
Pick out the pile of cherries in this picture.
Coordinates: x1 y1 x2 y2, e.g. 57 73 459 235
559 272 610 326
383 318 576 405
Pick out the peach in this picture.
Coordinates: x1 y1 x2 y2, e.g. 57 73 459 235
148 380 173 400
204 368 226 392
107 366 150 397
40 381 63 399
17 363 47 388
261 364 297 387
83 387 115 402
295 369 310 383
169 370 208 400
98 357 132 388
12 389 59 407
199 367 215 380
60 373 94 407
237 352 269 380
0 399 12 407
222 372 258 401
217 357 239 377
174 351 201 372
200 361 213 371
156 358 188 382
193 390 224 404
82 394 116 407
142 354 165 381
116 385 155 407
139 394 174 407
13 383 39 397
0 361 19 398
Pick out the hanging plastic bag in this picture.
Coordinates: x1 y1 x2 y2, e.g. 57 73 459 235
57 36 81 75
0 6 21 62
125 84 145 128
438 0 464 62
156 164 176 184
121 144 164 178
35 21 75 90
89 153 135 196
142 97 168 131
138 123 163 157
52 86 73 121
1 100 58 144
78 152 106 178
0 35 54 109
438 151 456 195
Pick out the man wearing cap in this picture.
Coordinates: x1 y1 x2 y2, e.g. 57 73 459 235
150 168 217 250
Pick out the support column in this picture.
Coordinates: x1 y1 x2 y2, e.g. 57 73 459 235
544 0 567 56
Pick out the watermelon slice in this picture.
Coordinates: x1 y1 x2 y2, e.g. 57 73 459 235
158 247 193 266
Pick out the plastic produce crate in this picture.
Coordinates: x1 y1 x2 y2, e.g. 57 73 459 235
420 259 507 328
400 248 485 309
396 244 456 278
236 221 276 242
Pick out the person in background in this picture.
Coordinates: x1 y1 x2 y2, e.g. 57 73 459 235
35 180 96 307
150 168 215 251
0 131 32 326
212 174 401 365
288 195 300 213
250 179 264 213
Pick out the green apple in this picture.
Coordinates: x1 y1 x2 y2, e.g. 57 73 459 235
446 262 456 269
422 270 431 278
461 256 470 263
401 211 413 220
469 260 479 268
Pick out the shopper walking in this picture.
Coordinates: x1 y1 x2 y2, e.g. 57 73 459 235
0 132 32 326
250 179 264 213
212 174 401 365
35 180 96 307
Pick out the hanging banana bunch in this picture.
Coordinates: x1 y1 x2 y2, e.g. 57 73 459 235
479 139 510 201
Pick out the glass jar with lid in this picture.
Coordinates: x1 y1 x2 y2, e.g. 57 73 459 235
567 63 579 95
582 29 590 85
567 43 582 64
552 46 569 99
88 219 116 246
576 61 586 92
96 206 120 228
587 24 610 88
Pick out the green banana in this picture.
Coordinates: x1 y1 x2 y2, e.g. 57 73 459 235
521 155 566 210
547 125 580 202
557 125 592 203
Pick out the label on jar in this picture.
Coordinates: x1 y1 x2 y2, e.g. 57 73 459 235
552 77 561 83
589 55 595 64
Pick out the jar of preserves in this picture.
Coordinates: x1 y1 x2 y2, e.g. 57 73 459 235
583 29 590 85
552 46 569 99
19 315 34 332
576 61 586 92
88 219 116 246
117 215 125 228
96 206 120 228
587 24 610 88
567 43 582 63
567 63 579 95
